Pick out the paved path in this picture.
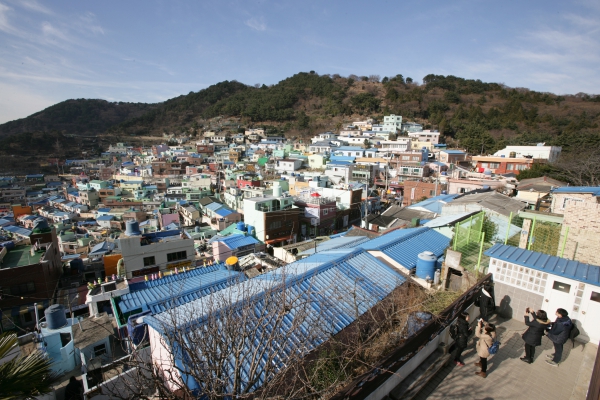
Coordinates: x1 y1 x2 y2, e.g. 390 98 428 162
416 316 596 400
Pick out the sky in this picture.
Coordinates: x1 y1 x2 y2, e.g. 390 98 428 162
1 0 599 124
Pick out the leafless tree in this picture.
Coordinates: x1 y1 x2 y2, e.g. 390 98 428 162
90 264 450 399
555 149 600 186
368 75 381 83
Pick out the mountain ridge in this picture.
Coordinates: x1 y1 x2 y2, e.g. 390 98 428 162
1 72 599 159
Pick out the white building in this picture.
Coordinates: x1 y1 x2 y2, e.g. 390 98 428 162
493 145 562 162
408 129 440 144
311 132 337 143
275 159 303 173
382 114 402 133
378 138 412 156
486 244 600 344
118 222 195 278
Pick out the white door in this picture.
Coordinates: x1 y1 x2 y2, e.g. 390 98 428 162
544 278 574 319
578 286 600 343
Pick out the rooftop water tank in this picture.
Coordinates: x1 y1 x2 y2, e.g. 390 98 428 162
45 304 67 330
246 225 255 237
407 311 433 336
416 251 437 280
225 256 239 270
236 221 246 232
273 182 282 197
33 218 51 233
125 220 141 236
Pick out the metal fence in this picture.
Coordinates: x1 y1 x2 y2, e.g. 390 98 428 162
451 211 564 273
331 274 493 400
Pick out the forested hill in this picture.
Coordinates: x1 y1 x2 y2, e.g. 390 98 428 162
0 99 156 137
1 72 600 157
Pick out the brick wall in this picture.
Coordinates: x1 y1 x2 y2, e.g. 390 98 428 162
558 199 600 264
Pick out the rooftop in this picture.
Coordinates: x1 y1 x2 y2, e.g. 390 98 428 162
73 313 114 350
1 246 44 269
551 186 600 196
485 244 600 285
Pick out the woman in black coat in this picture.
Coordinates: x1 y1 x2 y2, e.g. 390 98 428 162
453 312 472 366
477 284 496 322
520 308 550 363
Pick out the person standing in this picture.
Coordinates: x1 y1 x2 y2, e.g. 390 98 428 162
474 320 496 378
64 376 84 400
546 308 572 367
520 308 550 363
477 283 495 322
453 312 472 367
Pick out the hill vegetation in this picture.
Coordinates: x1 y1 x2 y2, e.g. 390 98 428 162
1 72 600 162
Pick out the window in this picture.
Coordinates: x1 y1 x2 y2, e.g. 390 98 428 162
591 291 600 303
93 343 107 357
323 209 329 215
6 282 36 296
515 164 528 171
143 256 155 267
270 220 282 229
489 163 500 168
552 280 571 293
167 251 187 262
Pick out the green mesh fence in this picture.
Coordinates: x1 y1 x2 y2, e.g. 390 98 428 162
451 211 563 273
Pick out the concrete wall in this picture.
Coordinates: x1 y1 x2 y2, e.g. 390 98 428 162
493 281 544 320
364 304 479 400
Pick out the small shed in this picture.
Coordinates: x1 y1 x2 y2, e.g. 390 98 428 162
485 244 600 344
73 313 115 370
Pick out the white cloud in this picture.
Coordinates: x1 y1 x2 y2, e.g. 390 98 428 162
245 17 266 31
18 0 53 15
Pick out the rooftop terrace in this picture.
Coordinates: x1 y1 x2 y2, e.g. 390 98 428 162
1 246 44 269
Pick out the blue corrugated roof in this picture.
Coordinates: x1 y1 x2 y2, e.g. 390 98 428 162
214 208 234 217
144 248 406 393
119 264 244 314
97 215 114 221
215 233 260 249
300 235 370 255
485 244 600 286
358 227 451 270
442 150 466 154
89 241 114 255
2 225 32 237
205 203 223 212
97 208 111 213
551 186 600 196
407 194 460 214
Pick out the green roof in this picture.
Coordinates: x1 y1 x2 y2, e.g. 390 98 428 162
1 246 44 269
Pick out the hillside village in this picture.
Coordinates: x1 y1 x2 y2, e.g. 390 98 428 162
1 114 599 399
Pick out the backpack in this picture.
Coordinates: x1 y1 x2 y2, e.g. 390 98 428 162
449 324 458 340
488 340 500 355
569 322 580 347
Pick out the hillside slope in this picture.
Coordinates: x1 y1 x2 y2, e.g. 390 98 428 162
0 99 156 137
1 72 599 160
